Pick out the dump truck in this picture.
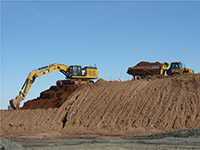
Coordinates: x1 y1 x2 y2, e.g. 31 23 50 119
10 63 98 110
127 61 194 79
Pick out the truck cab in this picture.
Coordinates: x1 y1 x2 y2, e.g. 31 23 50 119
167 62 194 75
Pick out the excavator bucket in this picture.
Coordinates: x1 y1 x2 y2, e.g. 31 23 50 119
10 99 17 110
9 98 21 110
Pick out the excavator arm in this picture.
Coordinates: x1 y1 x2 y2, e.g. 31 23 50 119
10 64 69 110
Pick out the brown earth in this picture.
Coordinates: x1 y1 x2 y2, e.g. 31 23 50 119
133 61 164 67
0 74 200 138
21 84 81 109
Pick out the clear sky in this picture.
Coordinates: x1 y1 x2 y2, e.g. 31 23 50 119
1 1 200 109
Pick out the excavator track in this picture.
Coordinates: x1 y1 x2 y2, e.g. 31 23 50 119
56 80 93 86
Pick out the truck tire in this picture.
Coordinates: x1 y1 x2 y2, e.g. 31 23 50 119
144 75 152 79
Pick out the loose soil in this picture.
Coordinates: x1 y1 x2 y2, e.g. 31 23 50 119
21 85 81 109
0 74 200 138
133 61 164 67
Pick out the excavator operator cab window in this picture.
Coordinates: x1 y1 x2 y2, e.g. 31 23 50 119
77 66 81 75
68 66 73 77
70 66 81 77
72 66 78 76
179 63 184 68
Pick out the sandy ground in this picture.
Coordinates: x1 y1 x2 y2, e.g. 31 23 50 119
1 128 200 150
1 74 200 138
1 74 200 149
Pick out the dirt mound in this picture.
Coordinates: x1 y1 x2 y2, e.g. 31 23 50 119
58 74 200 135
134 61 163 67
95 78 109 85
21 84 81 109
0 74 200 138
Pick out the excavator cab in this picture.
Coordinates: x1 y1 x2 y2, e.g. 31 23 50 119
57 65 97 86
69 66 79 77
68 65 86 77
67 65 98 79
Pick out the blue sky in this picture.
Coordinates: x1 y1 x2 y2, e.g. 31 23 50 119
1 1 200 109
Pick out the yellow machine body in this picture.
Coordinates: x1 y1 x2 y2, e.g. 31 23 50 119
69 66 98 79
168 62 194 75
127 62 169 79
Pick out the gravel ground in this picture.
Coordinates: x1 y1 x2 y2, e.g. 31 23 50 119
1 128 200 150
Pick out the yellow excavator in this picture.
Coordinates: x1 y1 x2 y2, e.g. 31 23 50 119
10 63 98 110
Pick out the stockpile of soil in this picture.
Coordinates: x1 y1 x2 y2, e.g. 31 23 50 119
134 61 163 67
21 84 81 109
0 74 200 138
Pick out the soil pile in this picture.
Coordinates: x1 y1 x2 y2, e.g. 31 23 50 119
0 74 200 138
21 84 81 109
127 61 167 76
57 74 200 136
134 61 163 67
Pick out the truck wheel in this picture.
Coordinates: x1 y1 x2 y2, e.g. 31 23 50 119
135 75 142 80
145 75 152 79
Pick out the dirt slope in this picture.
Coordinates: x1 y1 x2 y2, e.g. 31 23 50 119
1 74 200 138
133 61 164 67
21 85 81 109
